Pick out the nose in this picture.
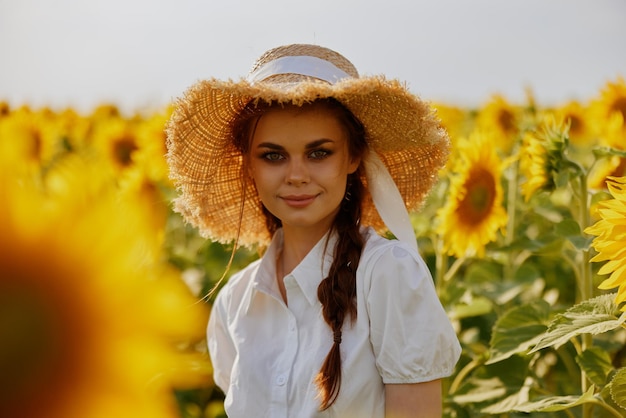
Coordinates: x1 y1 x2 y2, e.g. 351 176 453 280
286 157 310 185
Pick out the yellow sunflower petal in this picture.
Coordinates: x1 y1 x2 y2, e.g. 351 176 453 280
598 258 626 276
597 263 626 290
587 175 626 309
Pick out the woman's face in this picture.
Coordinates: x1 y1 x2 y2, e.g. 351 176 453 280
247 104 360 236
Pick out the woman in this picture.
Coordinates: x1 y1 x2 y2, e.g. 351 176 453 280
167 44 461 418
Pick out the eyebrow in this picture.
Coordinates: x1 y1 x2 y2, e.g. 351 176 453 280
255 138 335 150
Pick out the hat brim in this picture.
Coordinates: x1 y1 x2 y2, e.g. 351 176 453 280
166 76 449 247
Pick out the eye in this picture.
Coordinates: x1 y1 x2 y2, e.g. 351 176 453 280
309 149 331 160
261 151 284 162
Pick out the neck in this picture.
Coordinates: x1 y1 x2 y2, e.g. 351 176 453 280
280 225 331 275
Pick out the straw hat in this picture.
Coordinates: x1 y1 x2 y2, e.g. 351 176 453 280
166 44 449 247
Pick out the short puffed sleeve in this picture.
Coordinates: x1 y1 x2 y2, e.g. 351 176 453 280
363 243 461 384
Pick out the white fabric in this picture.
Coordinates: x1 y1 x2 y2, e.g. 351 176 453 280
247 55 352 85
207 227 461 418
364 151 419 253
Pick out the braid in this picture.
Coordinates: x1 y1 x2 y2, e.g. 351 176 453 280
315 171 365 410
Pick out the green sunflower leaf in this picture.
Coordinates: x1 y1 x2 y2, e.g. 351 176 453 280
451 356 529 408
555 219 581 236
611 367 626 409
450 296 493 320
576 346 614 387
555 219 593 250
513 386 596 412
487 300 550 364
530 294 626 353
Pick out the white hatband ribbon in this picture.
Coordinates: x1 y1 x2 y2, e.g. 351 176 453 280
247 56 351 85
364 151 419 253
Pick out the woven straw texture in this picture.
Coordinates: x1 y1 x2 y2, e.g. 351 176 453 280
166 44 450 247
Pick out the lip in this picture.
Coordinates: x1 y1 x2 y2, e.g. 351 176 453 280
280 194 317 208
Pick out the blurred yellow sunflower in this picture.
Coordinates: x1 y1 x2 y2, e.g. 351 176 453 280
432 102 473 148
588 157 626 191
551 100 595 148
520 131 550 201
519 116 569 201
55 107 93 153
475 95 521 155
90 117 144 174
585 176 626 310
0 106 63 175
132 109 172 186
0 101 10 117
91 103 122 120
588 112 626 190
436 130 508 258
588 76 626 141
0 158 209 418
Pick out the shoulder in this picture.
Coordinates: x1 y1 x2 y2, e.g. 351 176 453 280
357 227 434 298
361 227 427 275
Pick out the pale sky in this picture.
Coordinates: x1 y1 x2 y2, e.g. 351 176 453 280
1 0 625 114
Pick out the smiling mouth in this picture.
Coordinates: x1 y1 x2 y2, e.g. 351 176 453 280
281 194 317 208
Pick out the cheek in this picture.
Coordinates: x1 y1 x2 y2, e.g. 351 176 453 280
249 167 275 197
323 158 355 180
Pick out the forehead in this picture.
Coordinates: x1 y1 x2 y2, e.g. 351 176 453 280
251 104 349 144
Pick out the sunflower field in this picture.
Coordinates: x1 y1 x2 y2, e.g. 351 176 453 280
1 76 626 418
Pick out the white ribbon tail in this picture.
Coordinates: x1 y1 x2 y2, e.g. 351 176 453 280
364 151 419 253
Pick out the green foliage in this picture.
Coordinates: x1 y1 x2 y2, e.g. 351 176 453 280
433 104 626 418
530 295 626 353
611 368 626 409
487 300 550 364
577 347 613 387
513 386 596 413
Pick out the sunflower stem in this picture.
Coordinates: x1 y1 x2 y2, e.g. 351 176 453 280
504 158 519 278
575 171 594 418
443 255 466 283
435 236 447 296
589 398 626 418
448 357 483 395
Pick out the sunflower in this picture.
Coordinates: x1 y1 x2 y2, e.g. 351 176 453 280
0 158 209 418
55 107 93 153
90 103 122 120
475 95 522 155
518 116 569 201
519 131 551 201
588 76 626 142
431 102 473 148
0 101 9 117
436 130 508 258
90 117 143 174
588 112 626 190
0 106 63 175
132 108 173 187
585 176 626 310
550 100 595 148
589 156 626 191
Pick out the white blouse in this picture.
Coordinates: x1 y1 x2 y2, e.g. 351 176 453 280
207 227 461 418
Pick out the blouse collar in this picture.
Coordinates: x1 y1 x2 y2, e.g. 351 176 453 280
244 228 337 313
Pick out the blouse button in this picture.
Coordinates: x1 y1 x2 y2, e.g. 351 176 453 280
276 375 286 386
